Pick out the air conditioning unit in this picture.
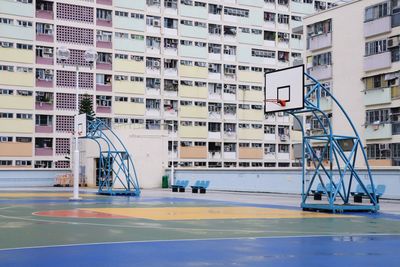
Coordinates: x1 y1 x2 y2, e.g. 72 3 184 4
165 59 172 63
379 143 389 150
280 135 288 141
388 37 400 48
44 69 52 74
153 61 160 67
153 20 161 27
224 84 228 89
44 24 53 29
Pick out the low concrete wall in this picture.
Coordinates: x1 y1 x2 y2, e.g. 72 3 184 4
172 168 400 199
0 169 70 187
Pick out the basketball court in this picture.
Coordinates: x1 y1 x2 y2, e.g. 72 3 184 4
0 188 399 267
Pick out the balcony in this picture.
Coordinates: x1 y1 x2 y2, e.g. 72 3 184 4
208 131 221 139
307 65 332 80
224 152 236 160
36 9 53 20
364 16 391 38
363 52 391 72
35 147 53 156
97 15 113 27
96 40 112 49
35 125 53 133
97 0 113 5
365 123 392 140
96 106 112 113
36 78 53 88
208 151 221 159
96 84 112 92
35 101 53 110
277 153 290 160
36 33 53 43
363 87 391 106
307 33 332 51
36 56 53 65
96 61 112 70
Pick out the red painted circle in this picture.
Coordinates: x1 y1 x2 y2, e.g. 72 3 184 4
33 209 130 219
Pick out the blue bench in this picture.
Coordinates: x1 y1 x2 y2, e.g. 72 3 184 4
311 182 336 200
351 184 385 203
171 180 189 192
191 180 210 194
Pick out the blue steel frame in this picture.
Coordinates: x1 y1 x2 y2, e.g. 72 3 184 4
286 73 379 212
84 118 141 196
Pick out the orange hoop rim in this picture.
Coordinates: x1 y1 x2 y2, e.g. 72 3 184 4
265 99 287 107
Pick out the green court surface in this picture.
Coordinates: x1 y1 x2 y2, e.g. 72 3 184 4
0 189 399 266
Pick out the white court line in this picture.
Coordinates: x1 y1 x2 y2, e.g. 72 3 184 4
0 214 278 234
0 233 399 252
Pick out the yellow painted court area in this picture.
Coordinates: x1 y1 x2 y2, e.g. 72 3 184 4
0 193 97 198
82 207 352 221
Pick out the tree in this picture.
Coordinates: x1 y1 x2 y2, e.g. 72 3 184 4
79 94 96 121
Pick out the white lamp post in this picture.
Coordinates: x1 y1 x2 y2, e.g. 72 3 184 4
56 47 97 200
168 123 175 187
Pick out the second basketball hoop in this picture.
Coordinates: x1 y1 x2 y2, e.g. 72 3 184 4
264 65 304 113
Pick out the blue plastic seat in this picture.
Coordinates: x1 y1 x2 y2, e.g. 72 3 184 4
203 180 210 189
375 184 386 197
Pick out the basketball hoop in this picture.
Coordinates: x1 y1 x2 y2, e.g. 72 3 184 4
265 99 287 107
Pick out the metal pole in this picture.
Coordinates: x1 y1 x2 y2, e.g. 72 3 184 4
171 123 174 187
71 65 81 200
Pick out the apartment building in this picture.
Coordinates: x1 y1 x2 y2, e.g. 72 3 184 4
0 0 337 174
304 0 400 167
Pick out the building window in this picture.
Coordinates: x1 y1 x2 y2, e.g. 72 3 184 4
365 39 387 56
365 2 389 22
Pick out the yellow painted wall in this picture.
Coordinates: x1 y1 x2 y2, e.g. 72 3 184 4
238 110 263 121
0 119 34 133
114 102 145 115
179 126 208 138
238 128 264 140
114 81 145 94
0 95 34 110
180 66 208 79
238 147 263 159
0 48 34 64
114 59 145 73
179 106 208 119
179 85 208 99
180 146 207 159
0 72 34 87
0 142 32 157
238 71 263 83
238 90 263 102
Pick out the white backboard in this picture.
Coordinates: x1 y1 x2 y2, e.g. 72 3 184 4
74 114 87 137
265 65 305 113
